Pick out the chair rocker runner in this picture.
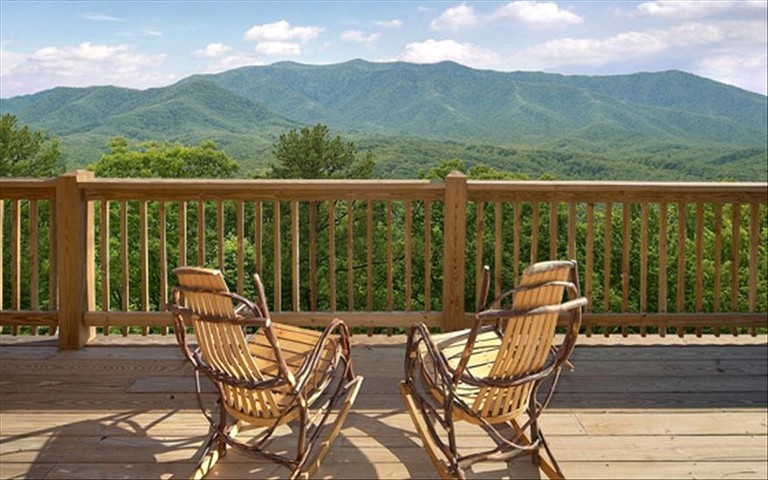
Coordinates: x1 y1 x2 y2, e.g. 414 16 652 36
170 267 363 479
400 260 587 479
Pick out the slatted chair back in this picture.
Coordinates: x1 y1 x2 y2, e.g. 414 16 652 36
172 267 286 423
472 260 577 422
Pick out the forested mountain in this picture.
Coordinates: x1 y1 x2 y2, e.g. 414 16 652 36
2 60 766 180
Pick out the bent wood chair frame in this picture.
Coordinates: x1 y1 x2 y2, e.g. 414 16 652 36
401 260 587 479
170 267 362 479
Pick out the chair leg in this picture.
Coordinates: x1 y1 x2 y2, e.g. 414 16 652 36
507 419 564 480
296 376 363 479
190 431 222 480
399 381 454 480
190 408 242 479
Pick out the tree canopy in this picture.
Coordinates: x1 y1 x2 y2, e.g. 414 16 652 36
270 124 375 179
89 137 239 178
0 114 63 177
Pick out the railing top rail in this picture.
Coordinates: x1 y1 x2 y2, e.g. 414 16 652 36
75 178 446 201
0 178 57 200
467 180 768 203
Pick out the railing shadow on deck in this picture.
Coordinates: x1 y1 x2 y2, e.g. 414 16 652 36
1 337 766 479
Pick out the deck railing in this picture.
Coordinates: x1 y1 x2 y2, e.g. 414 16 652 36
1 171 766 349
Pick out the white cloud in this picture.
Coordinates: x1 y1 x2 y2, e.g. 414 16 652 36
244 20 322 43
492 1 582 26
518 32 667 68
401 39 499 67
697 54 768 94
255 41 301 56
0 42 170 97
193 43 231 58
203 53 265 74
340 30 381 46
81 13 120 22
636 1 767 20
431 4 480 31
243 20 322 57
432 1 581 31
375 19 403 28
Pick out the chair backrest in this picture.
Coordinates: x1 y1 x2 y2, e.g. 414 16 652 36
172 267 286 419
472 260 579 421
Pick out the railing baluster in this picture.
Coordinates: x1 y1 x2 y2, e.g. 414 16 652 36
530 202 539 264
310 201 317 311
328 200 335 312
366 200 373 335
217 201 224 271
567 201 576 262
236 200 244 295
11 200 20 319
29 199 39 335
676 202 687 336
513 201 521 288
475 201 484 303
620 203 631 336
640 202 648 337
197 200 205 266
695 202 704 337
292 201 300 312
730 203 741 335
658 202 668 337
549 200 558 260
424 201 432 312
158 201 167 334
101 200 110 335
274 200 282 312
585 202 594 336
494 201 502 301
713 203 723 314
748 203 759 336
0 199 4 312
178 201 187 267
120 200 129 337
386 201 392 313
603 203 612 316
140 200 149 335
348 200 355 312
254 201 262 277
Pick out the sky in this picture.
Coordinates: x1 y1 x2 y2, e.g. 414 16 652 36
1 1 767 98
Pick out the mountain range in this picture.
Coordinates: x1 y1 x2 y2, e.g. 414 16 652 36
2 59 766 180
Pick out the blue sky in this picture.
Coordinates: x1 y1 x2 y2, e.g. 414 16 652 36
1 1 766 98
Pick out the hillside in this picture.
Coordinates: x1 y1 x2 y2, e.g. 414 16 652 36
1 60 766 180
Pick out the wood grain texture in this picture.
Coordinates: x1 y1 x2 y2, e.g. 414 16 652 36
1 336 765 479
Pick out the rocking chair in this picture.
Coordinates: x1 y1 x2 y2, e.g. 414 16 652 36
400 260 587 479
170 266 363 479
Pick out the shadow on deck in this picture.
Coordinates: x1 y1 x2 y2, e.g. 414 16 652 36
1 335 766 479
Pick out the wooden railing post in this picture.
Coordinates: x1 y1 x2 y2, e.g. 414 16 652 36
441 172 468 331
56 170 95 349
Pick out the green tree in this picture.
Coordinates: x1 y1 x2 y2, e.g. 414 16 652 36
270 124 375 179
0 114 63 177
419 159 529 180
90 137 239 178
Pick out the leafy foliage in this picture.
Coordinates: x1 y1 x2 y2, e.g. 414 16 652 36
89 137 239 178
270 124 375 179
0 114 63 177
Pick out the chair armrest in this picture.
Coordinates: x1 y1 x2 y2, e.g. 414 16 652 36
292 318 352 394
404 322 455 388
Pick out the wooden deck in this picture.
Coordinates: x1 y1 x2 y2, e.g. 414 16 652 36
1 334 766 479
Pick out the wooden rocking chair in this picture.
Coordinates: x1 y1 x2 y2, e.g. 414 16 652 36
170 267 363 479
400 260 587 479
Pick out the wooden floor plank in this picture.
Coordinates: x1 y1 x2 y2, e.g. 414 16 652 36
0 336 766 480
